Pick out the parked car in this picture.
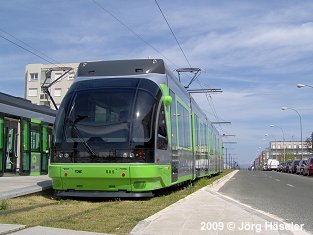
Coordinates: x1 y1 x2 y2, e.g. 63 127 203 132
289 160 300 174
296 160 307 175
303 157 313 176
277 162 285 172
283 161 292 173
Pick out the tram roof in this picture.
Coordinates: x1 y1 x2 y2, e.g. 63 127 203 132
77 59 166 77
0 92 56 120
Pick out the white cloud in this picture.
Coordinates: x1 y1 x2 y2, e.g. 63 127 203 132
2 0 313 164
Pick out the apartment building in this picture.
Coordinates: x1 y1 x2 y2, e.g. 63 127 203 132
24 63 79 109
269 141 313 160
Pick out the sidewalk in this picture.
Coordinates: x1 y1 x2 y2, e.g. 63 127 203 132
0 175 51 199
131 170 310 235
0 176 109 234
0 224 109 235
1 171 311 235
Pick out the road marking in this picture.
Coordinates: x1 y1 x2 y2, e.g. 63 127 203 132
275 179 280 181
286 184 294 188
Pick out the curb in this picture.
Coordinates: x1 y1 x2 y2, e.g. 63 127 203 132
131 170 237 234
0 180 52 199
0 224 26 235
209 169 239 191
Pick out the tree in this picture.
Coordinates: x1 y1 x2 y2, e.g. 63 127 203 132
305 132 313 153
285 149 296 161
277 149 295 162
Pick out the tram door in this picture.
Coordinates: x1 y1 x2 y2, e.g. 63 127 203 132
4 119 19 174
41 126 49 174
169 90 178 182
30 121 41 176
20 119 30 175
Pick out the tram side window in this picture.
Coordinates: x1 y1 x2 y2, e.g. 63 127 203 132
210 131 214 154
157 104 168 150
177 103 184 147
217 138 221 155
195 115 199 150
214 134 216 154
31 124 40 152
184 108 191 148
177 102 191 148
199 122 204 152
200 123 207 153
203 124 208 153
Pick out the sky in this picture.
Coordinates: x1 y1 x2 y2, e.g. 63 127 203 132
1 0 313 166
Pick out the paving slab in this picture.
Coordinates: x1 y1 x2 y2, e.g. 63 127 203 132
0 175 51 199
1 171 310 235
131 171 311 235
0 224 26 234
9 226 109 235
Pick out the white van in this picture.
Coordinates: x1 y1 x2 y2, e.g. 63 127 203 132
268 159 279 171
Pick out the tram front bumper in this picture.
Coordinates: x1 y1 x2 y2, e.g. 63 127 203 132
49 164 171 192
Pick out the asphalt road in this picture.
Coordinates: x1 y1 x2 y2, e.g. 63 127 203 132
219 170 313 233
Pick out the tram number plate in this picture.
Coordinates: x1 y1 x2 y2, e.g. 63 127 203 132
106 170 115 174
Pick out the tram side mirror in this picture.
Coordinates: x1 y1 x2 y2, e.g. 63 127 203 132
163 96 172 107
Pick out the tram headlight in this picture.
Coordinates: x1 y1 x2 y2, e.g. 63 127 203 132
64 153 69 158
59 153 64 158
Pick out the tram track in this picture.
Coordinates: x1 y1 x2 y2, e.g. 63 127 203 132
0 202 59 216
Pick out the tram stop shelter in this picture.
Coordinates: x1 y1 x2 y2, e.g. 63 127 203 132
0 92 56 177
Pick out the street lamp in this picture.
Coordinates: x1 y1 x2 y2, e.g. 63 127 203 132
270 125 285 162
281 107 303 160
297 83 313 89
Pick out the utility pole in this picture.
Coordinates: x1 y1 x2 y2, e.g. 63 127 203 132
230 155 232 169
225 148 228 169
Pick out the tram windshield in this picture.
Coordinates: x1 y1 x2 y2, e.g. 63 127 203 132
53 78 161 163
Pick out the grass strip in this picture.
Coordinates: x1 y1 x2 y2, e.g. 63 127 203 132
0 169 233 234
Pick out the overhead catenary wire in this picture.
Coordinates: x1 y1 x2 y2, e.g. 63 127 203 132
0 29 75 110
195 77 229 125
196 79 219 120
1 2 228 134
0 30 73 73
154 0 192 68
195 79 230 135
0 34 60 67
0 28 60 65
91 0 179 69
153 0 228 134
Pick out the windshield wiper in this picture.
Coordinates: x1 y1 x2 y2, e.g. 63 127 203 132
68 115 97 158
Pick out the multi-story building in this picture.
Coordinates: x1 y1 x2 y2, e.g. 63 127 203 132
254 148 269 170
24 63 79 109
269 141 313 161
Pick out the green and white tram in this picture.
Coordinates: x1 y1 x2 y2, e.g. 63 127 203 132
49 59 223 197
